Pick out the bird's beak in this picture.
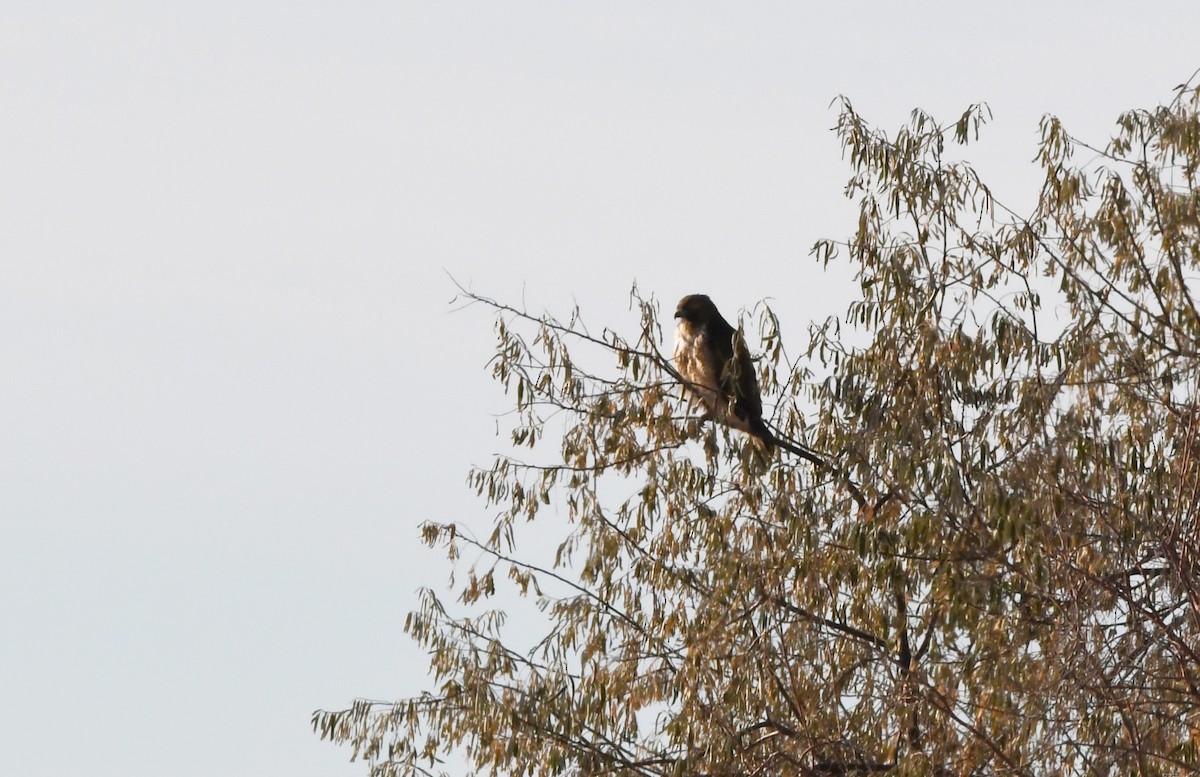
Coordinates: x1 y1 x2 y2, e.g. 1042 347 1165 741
673 309 683 319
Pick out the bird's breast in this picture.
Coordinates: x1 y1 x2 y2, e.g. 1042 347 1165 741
674 322 720 404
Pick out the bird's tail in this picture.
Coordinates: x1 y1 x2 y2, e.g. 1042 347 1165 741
756 419 831 469
760 421 870 507
748 416 778 452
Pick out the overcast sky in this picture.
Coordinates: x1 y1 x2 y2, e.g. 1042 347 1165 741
2 3 1198 776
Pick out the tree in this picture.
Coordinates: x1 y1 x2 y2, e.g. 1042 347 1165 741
315 75 1200 776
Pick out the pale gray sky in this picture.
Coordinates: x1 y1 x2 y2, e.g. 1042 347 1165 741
1 3 1196 776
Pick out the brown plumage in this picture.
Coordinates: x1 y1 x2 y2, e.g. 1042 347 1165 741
673 294 774 448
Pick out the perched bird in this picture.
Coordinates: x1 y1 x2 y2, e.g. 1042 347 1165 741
673 294 774 448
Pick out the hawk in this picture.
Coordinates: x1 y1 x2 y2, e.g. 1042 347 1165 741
673 294 774 449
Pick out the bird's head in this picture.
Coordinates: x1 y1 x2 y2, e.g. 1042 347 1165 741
674 294 719 324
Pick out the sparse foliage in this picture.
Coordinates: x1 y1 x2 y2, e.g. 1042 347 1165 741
316 75 1200 776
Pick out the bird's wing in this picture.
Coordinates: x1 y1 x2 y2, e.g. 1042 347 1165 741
726 329 764 421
